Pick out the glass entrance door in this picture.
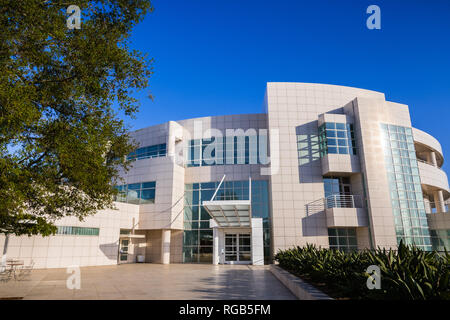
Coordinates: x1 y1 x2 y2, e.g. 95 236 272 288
224 233 251 264
238 234 251 262
119 239 129 263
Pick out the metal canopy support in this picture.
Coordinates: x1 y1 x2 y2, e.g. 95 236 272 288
211 174 227 201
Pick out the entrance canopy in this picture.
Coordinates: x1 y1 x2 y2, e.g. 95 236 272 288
202 175 252 228
203 200 251 227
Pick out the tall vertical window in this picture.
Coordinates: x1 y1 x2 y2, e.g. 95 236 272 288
127 143 166 161
114 181 156 204
183 180 271 263
380 123 432 250
319 122 356 156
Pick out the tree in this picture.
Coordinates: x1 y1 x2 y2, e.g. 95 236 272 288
0 0 153 237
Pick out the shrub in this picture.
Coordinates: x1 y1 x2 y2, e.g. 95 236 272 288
274 242 449 300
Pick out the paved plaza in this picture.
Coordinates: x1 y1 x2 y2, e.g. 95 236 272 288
0 264 296 300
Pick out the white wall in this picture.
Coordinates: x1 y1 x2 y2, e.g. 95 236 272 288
0 202 139 269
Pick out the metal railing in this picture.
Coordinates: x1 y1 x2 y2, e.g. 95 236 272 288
425 201 449 214
417 158 435 166
324 194 363 209
416 158 446 172
306 194 364 216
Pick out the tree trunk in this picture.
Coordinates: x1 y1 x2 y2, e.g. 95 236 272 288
1 234 9 272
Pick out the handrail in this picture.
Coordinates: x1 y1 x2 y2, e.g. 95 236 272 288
417 158 446 172
324 194 363 209
425 201 449 214
417 158 433 165
306 194 364 216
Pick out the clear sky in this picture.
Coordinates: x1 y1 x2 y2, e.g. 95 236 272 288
123 0 450 174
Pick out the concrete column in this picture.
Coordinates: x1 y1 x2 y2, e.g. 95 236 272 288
433 190 446 213
1 234 9 272
426 152 432 164
166 121 183 158
212 227 219 265
251 218 264 265
218 229 225 264
161 229 171 264
423 197 432 214
430 151 437 167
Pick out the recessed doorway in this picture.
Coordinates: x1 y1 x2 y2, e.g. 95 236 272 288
224 233 251 264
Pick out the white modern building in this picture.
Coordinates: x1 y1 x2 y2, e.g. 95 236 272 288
1 82 449 269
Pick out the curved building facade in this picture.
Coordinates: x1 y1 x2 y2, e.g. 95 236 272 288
2 82 449 268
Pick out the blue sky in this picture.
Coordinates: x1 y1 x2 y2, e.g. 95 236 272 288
123 0 450 174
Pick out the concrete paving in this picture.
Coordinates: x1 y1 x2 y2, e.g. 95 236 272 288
0 264 296 300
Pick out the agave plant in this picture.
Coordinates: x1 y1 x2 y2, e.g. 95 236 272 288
274 241 449 300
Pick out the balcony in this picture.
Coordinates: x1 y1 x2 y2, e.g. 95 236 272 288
412 127 444 167
426 211 450 231
306 194 368 228
417 161 449 197
417 158 441 168
324 194 363 208
323 194 367 227
425 201 449 214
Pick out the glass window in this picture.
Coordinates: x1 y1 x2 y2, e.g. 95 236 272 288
328 146 337 154
327 138 337 146
128 183 140 190
141 189 155 204
127 143 167 161
319 122 357 156
127 189 140 204
142 182 155 189
326 130 336 138
380 123 431 250
335 123 346 130
114 181 156 204
56 226 99 236
328 228 357 252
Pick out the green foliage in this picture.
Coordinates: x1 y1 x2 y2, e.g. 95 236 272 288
0 1 153 236
275 242 450 300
